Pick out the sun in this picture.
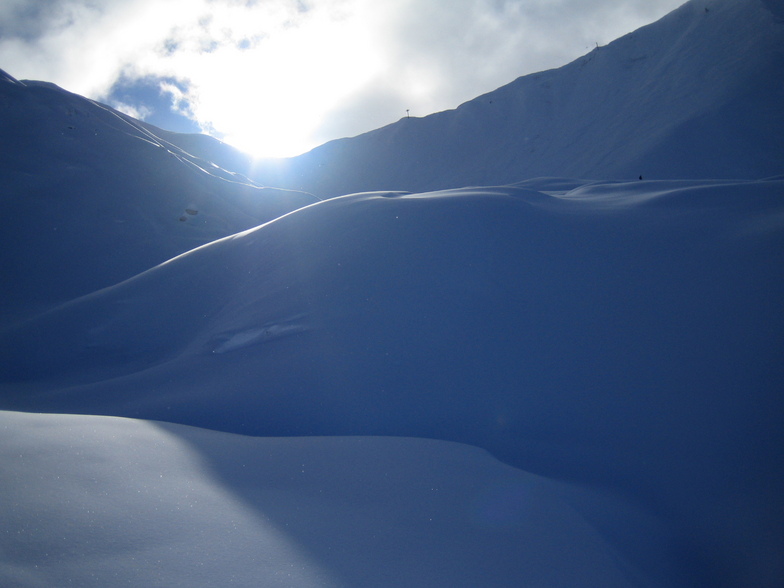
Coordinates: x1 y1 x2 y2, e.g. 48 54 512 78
171 5 382 160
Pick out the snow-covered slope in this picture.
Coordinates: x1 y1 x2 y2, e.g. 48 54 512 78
3 179 783 586
2 410 667 588
250 0 784 197
2 1 784 586
0 70 317 324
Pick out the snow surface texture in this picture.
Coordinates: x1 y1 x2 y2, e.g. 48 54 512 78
1 410 655 588
1 0 784 586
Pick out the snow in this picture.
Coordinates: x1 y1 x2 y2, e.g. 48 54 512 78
247 0 784 197
1 0 784 586
1 410 660 588
3 179 782 586
0 76 317 324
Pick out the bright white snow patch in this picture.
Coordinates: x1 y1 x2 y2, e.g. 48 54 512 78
0 410 651 587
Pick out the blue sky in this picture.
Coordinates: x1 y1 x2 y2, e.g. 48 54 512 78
0 0 684 158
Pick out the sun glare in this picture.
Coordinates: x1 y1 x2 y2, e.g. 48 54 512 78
158 2 382 159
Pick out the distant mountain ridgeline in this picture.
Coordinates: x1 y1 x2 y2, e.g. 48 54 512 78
246 0 784 197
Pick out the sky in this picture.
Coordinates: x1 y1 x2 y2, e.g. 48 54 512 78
0 0 685 158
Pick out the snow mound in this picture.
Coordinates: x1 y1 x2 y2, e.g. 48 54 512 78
2 179 783 585
1 410 662 587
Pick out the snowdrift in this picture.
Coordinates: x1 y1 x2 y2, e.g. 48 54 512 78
2 410 662 588
2 179 783 586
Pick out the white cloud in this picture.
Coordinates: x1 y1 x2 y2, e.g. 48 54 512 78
111 100 153 120
0 0 685 157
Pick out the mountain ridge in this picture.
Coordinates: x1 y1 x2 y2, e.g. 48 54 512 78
0 71 316 323
247 0 784 196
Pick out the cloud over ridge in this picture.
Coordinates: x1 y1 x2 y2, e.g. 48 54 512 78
0 0 684 157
